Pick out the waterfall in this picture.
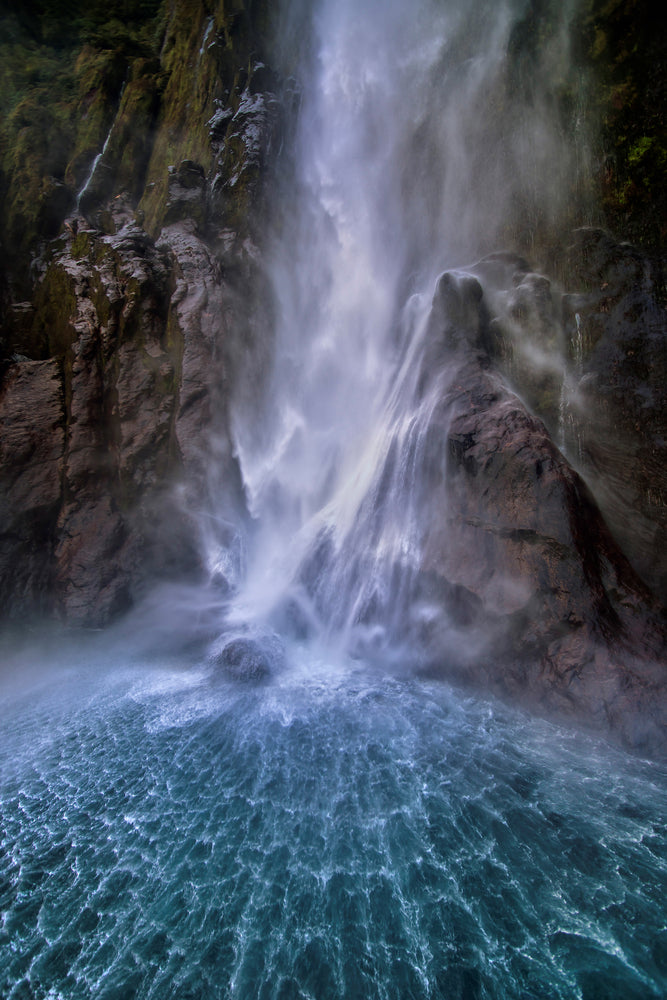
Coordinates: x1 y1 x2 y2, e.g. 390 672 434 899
2 9 667 996
199 16 215 57
224 0 588 655
75 83 126 211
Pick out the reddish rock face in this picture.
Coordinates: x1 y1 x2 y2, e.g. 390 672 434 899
0 360 64 615
291 265 666 754
431 353 666 749
408 271 666 754
0 217 245 627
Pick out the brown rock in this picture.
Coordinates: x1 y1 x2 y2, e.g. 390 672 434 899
54 497 130 625
0 360 64 617
417 274 667 752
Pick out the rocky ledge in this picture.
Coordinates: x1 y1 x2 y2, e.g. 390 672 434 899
417 267 666 754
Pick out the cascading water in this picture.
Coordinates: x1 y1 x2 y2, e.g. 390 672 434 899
227 0 591 653
75 83 127 213
2 3 666 999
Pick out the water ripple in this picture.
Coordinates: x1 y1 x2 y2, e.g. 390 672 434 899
1 660 666 998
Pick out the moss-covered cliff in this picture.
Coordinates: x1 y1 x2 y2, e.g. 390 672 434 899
0 0 285 624
0 0 284 299
0 1 160 287
1 0 664 299
578 0 667 252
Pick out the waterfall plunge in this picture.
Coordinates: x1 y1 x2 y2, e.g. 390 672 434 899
225 0 589 657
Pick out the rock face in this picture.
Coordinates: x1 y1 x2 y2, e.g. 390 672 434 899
0 218 229 625
293 265 666 753
437 264 666 752
464 240 667 607
0 0 665 752
0 0 284 625
0 360 64 616
559 229 667 599
424 285 667 751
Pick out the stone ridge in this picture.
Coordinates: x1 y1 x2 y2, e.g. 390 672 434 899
407 268 666 753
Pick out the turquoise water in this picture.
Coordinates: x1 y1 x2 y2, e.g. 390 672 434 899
1 653 666 999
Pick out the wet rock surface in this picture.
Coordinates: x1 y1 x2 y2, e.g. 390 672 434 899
417 268 667 754
0 2 664 754
211 634 284 683
558 229 667 601
0 360 64 616
288 260 666 753
0 220 210 625
0 1 283 625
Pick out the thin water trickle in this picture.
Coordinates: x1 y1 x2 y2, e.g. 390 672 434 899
75 83 126 212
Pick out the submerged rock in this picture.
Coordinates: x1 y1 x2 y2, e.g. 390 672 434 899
210 633 285 683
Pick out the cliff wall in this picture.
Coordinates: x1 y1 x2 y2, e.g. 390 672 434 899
0 0 664 750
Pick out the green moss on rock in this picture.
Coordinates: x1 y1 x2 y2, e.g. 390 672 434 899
31 265 78 358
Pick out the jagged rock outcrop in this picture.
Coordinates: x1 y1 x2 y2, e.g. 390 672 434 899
0 0 285 625
398 270 666 751
434 351 666 752
468 238 667 607
294 265 666 753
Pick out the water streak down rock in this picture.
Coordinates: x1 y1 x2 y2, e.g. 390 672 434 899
289 268 666 753
423 274 666 753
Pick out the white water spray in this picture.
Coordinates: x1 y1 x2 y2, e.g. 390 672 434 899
224 0 589 649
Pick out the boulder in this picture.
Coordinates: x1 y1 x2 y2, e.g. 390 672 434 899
417 270 667 752
297 266 667 753
211 633 285 683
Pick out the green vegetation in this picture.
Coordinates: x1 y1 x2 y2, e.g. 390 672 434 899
30 263 77 358
6 0 163 52
0 0 274 292
0 0 664 308
578 0 667 251
0 0 164 290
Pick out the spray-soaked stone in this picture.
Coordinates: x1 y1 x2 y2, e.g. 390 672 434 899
212 634 285 683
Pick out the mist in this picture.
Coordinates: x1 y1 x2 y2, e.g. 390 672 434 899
223 0 596 660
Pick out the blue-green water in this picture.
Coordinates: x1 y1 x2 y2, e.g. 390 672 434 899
1 653 666 999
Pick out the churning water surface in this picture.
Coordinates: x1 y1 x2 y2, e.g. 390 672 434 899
1 651 666 999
